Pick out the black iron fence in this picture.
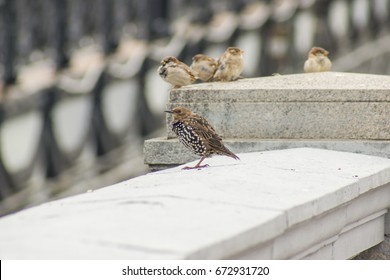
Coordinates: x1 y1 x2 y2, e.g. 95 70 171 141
0 0 390 215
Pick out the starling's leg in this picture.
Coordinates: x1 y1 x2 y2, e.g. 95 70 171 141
193 156 209 169
182 156 209 170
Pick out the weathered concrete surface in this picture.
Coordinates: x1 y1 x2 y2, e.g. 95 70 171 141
353 236 390 259
145 138 390 169
165 72 390 139
352 212 390 259
165 102 390 139
169 72 390 103
0 148 389 259
145 72 390 169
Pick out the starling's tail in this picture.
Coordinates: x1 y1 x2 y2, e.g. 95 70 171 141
209 137 240 160
221 146 240 160
228 151 240 160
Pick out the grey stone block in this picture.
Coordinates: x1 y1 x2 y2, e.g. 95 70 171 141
166 102 390 139
169 72 390 104
146 72 390 168
164 72 390 139
1 148 390 259
144 138 390 169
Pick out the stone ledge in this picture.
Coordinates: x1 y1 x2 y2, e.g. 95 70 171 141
166 72 390 138
145 72 390 170
0 148 389 259
169 72 390 103
165 101 390 139
144 138 390 169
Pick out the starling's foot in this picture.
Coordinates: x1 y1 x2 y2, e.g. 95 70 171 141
182 164 209 170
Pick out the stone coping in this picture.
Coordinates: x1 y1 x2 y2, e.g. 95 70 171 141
169 72 390 103
161 72 390 140
144 138 390 167
0 148 389 259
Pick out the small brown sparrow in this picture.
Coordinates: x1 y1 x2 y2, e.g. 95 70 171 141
213 47 244 82
158 56 197 88
304 47 332 73
190 54 218 82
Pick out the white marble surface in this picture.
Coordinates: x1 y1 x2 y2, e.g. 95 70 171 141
0 148 389 259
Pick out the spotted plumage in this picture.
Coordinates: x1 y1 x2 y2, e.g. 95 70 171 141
172 122 206 156
165 107 239 169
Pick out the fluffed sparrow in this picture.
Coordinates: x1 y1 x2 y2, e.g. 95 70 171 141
190 54 218 82
213 47 244 82
304 47 332 73
158 56 197 88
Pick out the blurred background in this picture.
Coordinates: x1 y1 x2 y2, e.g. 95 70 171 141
0 0 389 216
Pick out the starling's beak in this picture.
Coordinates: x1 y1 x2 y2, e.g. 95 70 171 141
165 110 173 114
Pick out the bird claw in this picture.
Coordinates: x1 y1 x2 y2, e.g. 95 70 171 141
182 164 209 170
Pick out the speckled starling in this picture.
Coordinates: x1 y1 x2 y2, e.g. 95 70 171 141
165 107 239 169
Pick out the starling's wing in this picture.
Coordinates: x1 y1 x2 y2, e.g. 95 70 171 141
186 115 221 142
186 115 239 159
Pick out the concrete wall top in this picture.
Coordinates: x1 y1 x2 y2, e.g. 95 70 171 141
0 148 389 259
162 72 390 140
169 72 390 103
